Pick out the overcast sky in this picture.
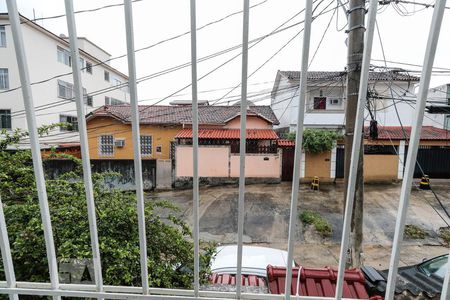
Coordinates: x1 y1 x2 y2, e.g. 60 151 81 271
1 0 450 105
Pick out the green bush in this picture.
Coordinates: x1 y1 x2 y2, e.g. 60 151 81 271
299 210 333 238
287 129 342 154
0 128 216 288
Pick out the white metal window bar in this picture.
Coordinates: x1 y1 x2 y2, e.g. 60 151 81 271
123 0 150 295
385 0 447 299
236 0 250 298
1 0 450 299
64 1 104 299
284 0 312 298
189 0 200 297
141 135 153 156
5 1 60 299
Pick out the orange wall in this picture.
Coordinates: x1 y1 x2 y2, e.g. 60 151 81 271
364 155 398 181
87 117 181 160
223 116 272 129
305 151 331 179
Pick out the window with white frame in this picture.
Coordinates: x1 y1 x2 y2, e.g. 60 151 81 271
104 70 110 82
445 115 450 130
57 80 73 99
79 57 85 72
105 96 125 105
0 25 6 47
0 68 9 90
85 95 93 107
60 115 78 131
0 109 11 129
99 135 114 156
141 135 152 156
57 46 71 66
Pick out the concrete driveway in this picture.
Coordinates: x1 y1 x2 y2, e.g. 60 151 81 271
149 182 450 268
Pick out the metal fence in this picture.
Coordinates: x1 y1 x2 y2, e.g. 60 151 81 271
1 0 450 299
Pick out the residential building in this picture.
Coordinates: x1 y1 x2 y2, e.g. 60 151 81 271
426 83 450 130
270 70 420 131
0 13 129 146
86 104 280 189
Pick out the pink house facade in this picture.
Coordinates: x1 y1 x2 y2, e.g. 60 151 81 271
173 106 281 188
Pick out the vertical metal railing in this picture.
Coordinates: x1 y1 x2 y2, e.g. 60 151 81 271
189 0 200 296
236 0 250 298
123 0 150 294
335 0 378 298
284 0 312 299
385 1 447 298
64 0 104 297
1 1 449 299
0 195 18 300
6 1 61 299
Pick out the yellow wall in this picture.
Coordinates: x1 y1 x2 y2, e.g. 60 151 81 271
87 117 181 160
364 155 398 181
305 151 331 180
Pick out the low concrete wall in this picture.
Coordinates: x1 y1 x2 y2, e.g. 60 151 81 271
174 176 280 189
230 154 281 178
156 159 172 190
176 145 230 177
174 145 281 188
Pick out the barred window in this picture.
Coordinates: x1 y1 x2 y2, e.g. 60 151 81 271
57 80 73 99
57 46 71 66
86 61 92 74
0 25 6 47
60 115 78 132
0 109 11 129
140 135 152 156
0 68 9 90
99 135 114 156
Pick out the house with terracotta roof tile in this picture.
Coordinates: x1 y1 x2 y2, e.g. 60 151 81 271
86 104 280 189
271 71 450 182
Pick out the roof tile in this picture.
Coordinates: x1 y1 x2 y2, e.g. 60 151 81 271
88 105 279 125
175 129 279 140
365 126 450 140
267 265 376 299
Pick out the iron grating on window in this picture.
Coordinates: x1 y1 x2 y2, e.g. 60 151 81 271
1 0 450 299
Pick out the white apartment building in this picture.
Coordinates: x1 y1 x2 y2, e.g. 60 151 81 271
271 70 425 131
0 13 129 146
426 83 450 130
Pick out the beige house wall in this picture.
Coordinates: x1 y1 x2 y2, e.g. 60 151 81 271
304 151 332 181
364 155 398 181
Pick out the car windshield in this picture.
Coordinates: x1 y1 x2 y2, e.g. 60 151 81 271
418 255 448 278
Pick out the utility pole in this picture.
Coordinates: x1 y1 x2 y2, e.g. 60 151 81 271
344 0 366 268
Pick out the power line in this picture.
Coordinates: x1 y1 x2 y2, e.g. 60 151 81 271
0 0 269 95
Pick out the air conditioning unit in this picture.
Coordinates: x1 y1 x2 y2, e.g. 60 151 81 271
114 139 125 148
329 98 342 105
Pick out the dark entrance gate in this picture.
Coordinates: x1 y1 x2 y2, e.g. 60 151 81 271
281 147 295 181
335 145 345 178
404 146 450 178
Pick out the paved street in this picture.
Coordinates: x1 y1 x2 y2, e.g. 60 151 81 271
149 182 450 269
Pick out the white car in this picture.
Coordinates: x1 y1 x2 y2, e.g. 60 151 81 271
211 245 295 278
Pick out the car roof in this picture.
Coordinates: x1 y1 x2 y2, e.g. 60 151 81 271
211 245 293 277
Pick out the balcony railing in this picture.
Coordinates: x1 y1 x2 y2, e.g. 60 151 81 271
1 0 450 299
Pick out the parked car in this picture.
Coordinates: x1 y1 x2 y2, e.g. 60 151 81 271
211 245 293 277
363 254 449 299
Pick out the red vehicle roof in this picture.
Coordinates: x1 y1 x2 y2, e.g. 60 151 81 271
267 265 382 299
